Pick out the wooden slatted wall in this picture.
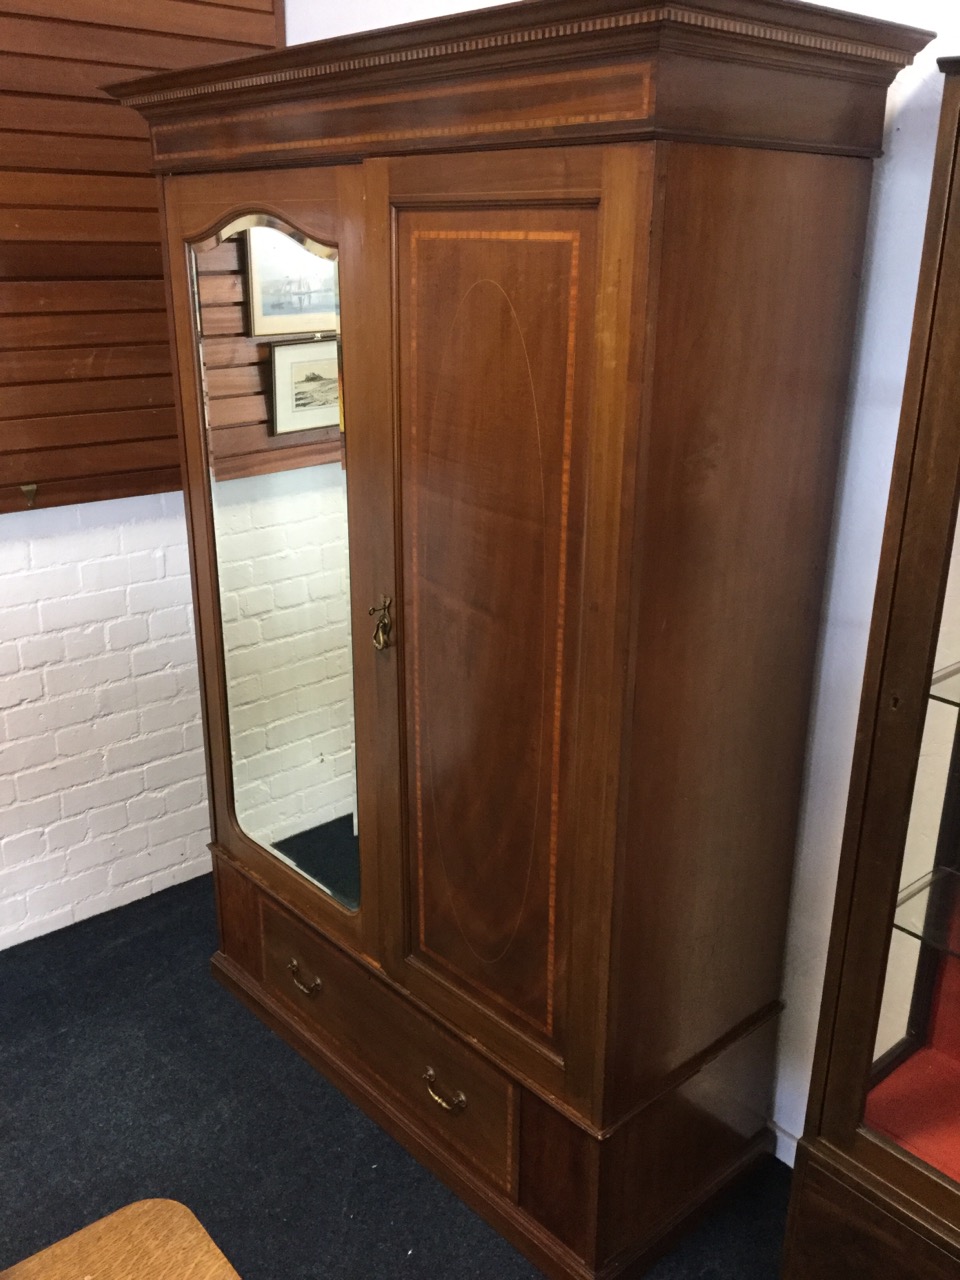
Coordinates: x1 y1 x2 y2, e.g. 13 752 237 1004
0 0 284 513
198 239 340 482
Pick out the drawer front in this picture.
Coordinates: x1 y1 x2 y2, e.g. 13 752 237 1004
262 900 516 1194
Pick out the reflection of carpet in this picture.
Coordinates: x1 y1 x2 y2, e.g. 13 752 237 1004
273 815 359 910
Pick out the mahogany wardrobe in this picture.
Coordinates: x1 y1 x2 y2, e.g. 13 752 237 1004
111 3 928 1276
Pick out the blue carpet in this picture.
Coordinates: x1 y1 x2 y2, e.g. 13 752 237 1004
0 875 790 1277
273 815 360 911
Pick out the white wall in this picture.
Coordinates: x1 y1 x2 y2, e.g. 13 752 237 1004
285 0 510 44
0 492 209 948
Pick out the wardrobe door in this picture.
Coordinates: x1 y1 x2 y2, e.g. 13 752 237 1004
160 167 395 961
373 147 654 1106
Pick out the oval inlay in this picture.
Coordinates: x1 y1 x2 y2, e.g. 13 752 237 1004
417 277 547 968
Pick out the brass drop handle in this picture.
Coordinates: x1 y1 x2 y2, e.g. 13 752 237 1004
423 1066 467 1113
288 958 322 997
369 595 392 651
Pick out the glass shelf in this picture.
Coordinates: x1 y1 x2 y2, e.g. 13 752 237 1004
930 662 960 708
894 866 960 958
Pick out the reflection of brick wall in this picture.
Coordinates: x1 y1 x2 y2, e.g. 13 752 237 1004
214 464 356 848
0 493 209 950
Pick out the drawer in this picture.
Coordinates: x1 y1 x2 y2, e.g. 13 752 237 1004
262 900 516 1194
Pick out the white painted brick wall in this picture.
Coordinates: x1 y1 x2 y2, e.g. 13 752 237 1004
212 463 357 851
0 492 210 950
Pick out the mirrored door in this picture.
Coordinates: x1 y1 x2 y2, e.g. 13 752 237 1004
190 216 360 912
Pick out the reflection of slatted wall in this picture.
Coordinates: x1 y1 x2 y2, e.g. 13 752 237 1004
0 0 283 513
197 239 340 482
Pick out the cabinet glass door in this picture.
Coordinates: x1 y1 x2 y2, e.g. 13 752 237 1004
867 518 960 1184
190 218 360 912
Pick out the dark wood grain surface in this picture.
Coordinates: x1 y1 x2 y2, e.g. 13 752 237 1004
111 0 929 171
786 1146 960 1280
374 144 649 1111
398 205 592 1042
262 894 518 1195
0 0 282 514
608 140 875 1117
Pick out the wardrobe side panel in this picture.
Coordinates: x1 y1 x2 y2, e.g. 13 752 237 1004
607 143 875 1119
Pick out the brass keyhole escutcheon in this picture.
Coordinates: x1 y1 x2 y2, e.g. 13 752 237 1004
369 595 393 651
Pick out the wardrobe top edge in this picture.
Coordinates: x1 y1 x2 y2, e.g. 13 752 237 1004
107 0 932 114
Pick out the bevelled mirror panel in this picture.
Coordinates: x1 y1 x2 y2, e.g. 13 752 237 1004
191 218 359 912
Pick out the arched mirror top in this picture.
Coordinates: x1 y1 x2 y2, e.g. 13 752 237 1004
188 205 339 252
192 214 339 341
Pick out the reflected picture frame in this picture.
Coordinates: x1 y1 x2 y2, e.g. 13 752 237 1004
271 338 342 436
246 225 340 337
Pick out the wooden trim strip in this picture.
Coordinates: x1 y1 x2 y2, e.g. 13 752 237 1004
0 130 153 174
0 208 161 243
0 15 269 70
0 53 165 101
0 92 149 139
1 0 276 48
0 343 171 384
0 466 181 513
0 280 165 312
0 241 163 279
209 0 274 12
0 172 158 209
0 406 176 448
0 437 180 484
0 374 173 419
0 310 169 348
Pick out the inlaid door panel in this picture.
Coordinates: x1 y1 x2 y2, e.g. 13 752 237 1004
400 209 588 1039
377 147 655 1102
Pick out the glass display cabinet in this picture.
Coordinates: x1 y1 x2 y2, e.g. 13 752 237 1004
784 58 960 1280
